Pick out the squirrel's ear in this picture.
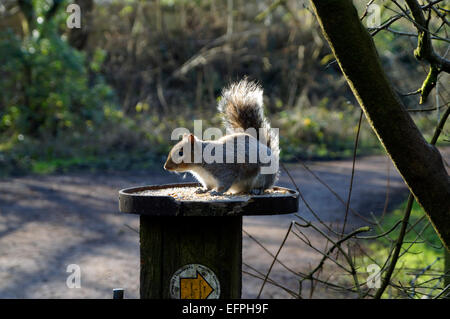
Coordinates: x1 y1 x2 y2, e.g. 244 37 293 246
188 134 195 144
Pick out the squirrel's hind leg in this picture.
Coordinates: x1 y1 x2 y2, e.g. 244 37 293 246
210 175 235 196
250 188 265 195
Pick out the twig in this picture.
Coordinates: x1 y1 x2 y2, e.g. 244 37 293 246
374 97 450 298
410 257 440 297
355 219 403 240
257 221 294 298
290 157 374 224
242 266 300 298
374 194 414 298
243 229 307 279
407 102 449 112
433 284 450 299
296 217 370 298
281 162 341 235
360 0 376 21
340 110 363 239
290 227 352 273
380 156 391 221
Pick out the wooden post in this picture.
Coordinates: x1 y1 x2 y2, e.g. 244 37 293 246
113 288 124 299
119 182 299 300
140 216 242 299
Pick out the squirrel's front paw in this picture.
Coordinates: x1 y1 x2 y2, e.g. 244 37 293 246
195 187 209 194
209 190 224 196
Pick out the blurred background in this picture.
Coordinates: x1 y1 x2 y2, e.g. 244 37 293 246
0 0 448 299
0 0 447 175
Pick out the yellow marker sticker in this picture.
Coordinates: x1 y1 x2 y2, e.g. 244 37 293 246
180 272 213 299
170 264 220 299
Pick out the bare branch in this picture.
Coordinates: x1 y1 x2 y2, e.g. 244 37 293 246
310 0 450 250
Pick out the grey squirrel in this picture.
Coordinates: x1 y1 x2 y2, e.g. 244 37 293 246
164 79 279 195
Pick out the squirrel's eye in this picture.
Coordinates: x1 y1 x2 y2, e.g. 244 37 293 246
178 150 183 157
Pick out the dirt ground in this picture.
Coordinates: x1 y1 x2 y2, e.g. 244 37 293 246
1 150 447 298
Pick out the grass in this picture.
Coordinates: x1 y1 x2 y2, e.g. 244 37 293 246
0 146 163 177
30 154 160 175
355 200 445 298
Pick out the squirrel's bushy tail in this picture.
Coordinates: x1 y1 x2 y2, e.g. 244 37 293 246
218 79 279 159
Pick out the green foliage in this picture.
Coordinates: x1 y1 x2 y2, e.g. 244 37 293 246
355 200 445 298
277 99 380 160
0 13 130 175
0 28 114 137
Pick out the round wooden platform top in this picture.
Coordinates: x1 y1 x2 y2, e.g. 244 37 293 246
119 182 299 216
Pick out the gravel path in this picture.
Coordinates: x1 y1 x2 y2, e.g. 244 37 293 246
1 151 446 298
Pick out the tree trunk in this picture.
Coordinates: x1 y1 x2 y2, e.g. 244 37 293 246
17 0 35 34
68 0 94 50
309 0 450 250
